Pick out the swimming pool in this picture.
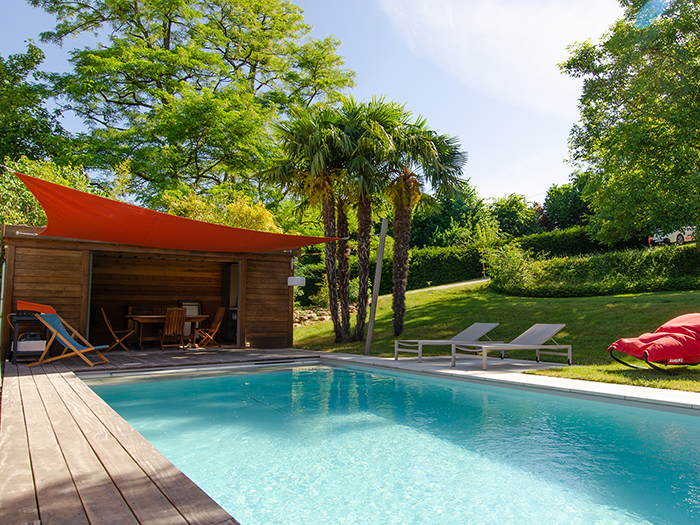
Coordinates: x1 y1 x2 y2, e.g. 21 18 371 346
88 365 700 524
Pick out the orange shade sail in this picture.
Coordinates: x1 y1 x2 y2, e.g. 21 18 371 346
15 172 335 253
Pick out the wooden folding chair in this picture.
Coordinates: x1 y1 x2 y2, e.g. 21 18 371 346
195 306 226 348
101 307 134 351
159 307 187 351
28 313 109 367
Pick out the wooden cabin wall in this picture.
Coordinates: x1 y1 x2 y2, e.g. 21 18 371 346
90 253 225 346
244 258 293 348
9 246 89 332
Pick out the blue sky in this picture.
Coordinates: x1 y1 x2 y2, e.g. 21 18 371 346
4 0 624 201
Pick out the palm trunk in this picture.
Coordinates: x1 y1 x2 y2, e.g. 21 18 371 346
336 198 351 341
321 188 342 342
392 170 414 336
353 194 372 341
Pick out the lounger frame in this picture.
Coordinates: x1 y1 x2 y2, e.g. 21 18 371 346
394 323 500 362
451 323 572 370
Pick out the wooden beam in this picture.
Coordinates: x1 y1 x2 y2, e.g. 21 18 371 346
239 259 247 348
1 244 16 359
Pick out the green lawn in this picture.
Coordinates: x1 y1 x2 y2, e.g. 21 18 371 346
293 282 700 392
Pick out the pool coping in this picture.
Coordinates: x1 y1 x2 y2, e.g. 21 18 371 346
320 353 700 417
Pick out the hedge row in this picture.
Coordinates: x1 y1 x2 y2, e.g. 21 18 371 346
486 244 700 297
519 225 648 258
296 245 484 306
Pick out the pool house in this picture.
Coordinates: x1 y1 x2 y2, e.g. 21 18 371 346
0 173 332 359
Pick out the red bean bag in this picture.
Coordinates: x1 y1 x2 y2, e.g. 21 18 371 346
608 313 700 370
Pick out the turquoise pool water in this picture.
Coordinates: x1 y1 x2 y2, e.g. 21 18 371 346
89 365 700 524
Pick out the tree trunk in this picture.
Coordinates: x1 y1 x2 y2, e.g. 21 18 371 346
336 198 351 341
392 170 414 336
353 194 372 341
321 189 342 341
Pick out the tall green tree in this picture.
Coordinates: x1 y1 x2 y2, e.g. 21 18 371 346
0 43 70 161
542 173 590 230
269 105 351 342
386 120 467 336
561 0 700 243
490 193 542 238
342 97 403 341
410 185 486 248
32 0 355 204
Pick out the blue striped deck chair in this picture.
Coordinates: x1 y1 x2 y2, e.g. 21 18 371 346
27 313 109 367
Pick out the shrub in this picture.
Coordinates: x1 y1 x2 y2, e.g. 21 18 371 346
406 246 483 290
519 225 648 258
296 244 484 304
484 243 700 297
480 244 534 291
308 274 359 308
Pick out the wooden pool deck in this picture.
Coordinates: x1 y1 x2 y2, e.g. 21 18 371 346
0 347 320 525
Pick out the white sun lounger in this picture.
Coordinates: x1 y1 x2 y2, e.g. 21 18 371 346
394 322 500 362
451 323 571 370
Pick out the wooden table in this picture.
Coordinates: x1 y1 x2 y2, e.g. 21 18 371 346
126 315 209 350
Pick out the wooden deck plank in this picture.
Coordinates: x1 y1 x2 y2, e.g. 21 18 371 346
41 364 190 525
0 364 40 525
30 368 140 525
53 363 238 525
18 365 90 525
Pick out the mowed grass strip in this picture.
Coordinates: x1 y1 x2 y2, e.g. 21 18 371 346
293 282 700 392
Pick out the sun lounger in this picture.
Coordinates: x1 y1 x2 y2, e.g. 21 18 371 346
28 313 109 367
394 322 500 362
451 323 571 370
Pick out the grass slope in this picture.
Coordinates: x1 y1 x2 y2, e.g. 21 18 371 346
293 282 700 392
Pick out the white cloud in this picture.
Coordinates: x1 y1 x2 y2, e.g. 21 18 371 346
378 0 624 120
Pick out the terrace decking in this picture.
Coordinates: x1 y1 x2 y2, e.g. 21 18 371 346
0 348 320 525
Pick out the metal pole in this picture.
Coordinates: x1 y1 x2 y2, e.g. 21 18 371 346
365 218 388 355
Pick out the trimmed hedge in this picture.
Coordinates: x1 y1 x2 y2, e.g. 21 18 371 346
296 245 484 305
519 225 648 258
406 246 483 291
486 243 700 297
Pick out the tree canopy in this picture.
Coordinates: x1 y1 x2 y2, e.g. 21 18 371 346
31 0 355 204
561 0 700 243
0 43 69 161
490 193 542 238
542 173 590 231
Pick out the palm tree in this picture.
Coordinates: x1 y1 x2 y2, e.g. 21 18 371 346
386 119 467 336
268 106 352 342
342 97 403 341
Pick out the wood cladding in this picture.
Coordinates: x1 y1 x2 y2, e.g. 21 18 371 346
10 247 88 330
244 259 292 348
90 254 225 346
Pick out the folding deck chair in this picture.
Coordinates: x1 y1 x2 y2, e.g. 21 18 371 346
28 313 109 367
394 322 500 362
451 323 571 370
195 306 226 348
101 307 134 351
